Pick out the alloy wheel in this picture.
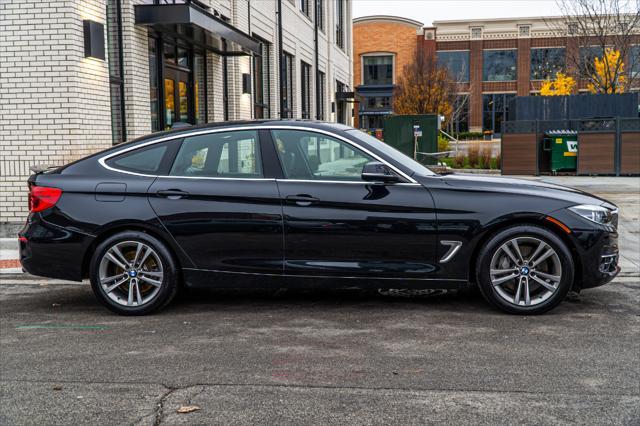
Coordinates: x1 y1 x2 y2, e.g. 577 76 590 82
98 241 164 307
489 236 562 307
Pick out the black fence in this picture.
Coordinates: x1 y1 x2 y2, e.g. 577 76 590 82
508 93 639 122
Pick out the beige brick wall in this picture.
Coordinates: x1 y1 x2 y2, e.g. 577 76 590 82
0 0 353 226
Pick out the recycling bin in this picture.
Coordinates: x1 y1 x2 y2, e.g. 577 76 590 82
543 130 578 173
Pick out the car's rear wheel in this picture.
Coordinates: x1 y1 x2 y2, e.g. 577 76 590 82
476 225 574 314
89 231 178 315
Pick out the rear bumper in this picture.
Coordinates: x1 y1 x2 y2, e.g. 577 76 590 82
19 214 94 281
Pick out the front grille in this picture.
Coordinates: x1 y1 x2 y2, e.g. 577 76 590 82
599 253 618 275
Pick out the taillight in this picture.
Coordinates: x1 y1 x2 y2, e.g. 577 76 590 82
29 186 62 212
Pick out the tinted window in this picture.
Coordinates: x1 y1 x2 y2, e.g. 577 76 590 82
483 50 517 81
107 143 169 174
437 51 470 82
170 131 262 178
272 130 374 181
630 45 639 78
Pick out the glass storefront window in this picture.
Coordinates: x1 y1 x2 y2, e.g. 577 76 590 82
483 93 515 135
164 78 175 127
253 38 270 119
365 97 391 110
530 48 565 80
483 50 517 81
363 56 393 85
437 51 470 82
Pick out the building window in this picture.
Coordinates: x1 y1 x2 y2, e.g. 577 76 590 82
281 52 294 118
301 61 312 119
579 46 604 77
106 0 125 144
335 0 345 50
253 38 271 119
483 50 517 81
317 0 324 31
300 0 311 17
148 38 160 132
318 71 326 120
366 97 391 110
483 93 515 135
530 48 565 80
363 56 393 85
630 45 640 79
450 94 469 134
437 51 470 82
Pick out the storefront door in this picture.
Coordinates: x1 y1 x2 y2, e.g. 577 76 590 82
163 68 191 129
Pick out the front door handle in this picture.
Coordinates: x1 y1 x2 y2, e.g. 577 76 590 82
157 189 189 200
285 194 319 207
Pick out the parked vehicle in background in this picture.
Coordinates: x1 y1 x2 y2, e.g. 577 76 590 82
19 121 619 315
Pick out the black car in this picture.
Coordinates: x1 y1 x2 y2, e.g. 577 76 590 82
19 121 619 315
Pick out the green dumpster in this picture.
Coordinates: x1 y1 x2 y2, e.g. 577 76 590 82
543 130 578 173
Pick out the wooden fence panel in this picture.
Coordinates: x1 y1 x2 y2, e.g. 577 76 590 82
577 133 616 175
502 133 537 175
620 132 640 175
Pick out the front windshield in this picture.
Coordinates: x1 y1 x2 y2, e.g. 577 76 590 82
345 129 437 176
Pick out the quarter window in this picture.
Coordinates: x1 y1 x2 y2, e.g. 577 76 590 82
106 142 170 174
272 130 374 181
170 131 262 178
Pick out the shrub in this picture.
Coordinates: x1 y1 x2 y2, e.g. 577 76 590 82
438 134 451 152
480 145 492 169
452 153 465 168
467 142 480 168
457 131 484 140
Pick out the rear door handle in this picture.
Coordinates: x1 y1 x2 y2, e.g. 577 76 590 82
285 194 319 207
157 189 189 199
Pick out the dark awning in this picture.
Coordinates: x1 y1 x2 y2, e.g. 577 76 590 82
135 3 260 56
355 84 395 98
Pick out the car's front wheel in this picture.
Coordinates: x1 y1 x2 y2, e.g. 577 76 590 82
476 225 574 315
89 231 179 315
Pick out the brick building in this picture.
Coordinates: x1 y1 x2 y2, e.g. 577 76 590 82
0 0 353 229
354 15 640 134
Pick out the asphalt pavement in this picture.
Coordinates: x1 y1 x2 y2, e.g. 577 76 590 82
1 176 639 425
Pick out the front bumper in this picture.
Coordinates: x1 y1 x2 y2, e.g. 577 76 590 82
572 227 619 290
19 214 94 281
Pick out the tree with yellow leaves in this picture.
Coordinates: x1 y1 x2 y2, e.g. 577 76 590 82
393 47 454 119
587 48 627 94
540 72 576 96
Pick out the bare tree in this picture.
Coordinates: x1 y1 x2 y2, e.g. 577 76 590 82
546 0 640 93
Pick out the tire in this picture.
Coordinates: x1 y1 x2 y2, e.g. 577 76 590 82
89 231 179 315
476 225 574 315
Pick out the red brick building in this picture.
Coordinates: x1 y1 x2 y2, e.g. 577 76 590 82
354 15 640 135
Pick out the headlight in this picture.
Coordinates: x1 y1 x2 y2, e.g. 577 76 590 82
568 204 614 225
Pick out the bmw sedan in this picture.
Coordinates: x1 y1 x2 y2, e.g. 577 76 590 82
19 121 620 315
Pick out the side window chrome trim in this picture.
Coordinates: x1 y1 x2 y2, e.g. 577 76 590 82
277 179 422 186
98 125 417 183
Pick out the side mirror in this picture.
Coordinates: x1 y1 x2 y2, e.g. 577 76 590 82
361 161 401 183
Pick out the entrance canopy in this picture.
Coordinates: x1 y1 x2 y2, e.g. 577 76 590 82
135 3 260 56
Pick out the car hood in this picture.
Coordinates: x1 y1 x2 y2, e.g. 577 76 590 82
423 173 613 208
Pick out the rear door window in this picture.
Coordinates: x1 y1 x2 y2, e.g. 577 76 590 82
169 130 262 178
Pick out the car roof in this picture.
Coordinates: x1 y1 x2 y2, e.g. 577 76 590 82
130 120 353 145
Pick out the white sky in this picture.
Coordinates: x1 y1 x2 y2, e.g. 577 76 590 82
352 0 564 26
